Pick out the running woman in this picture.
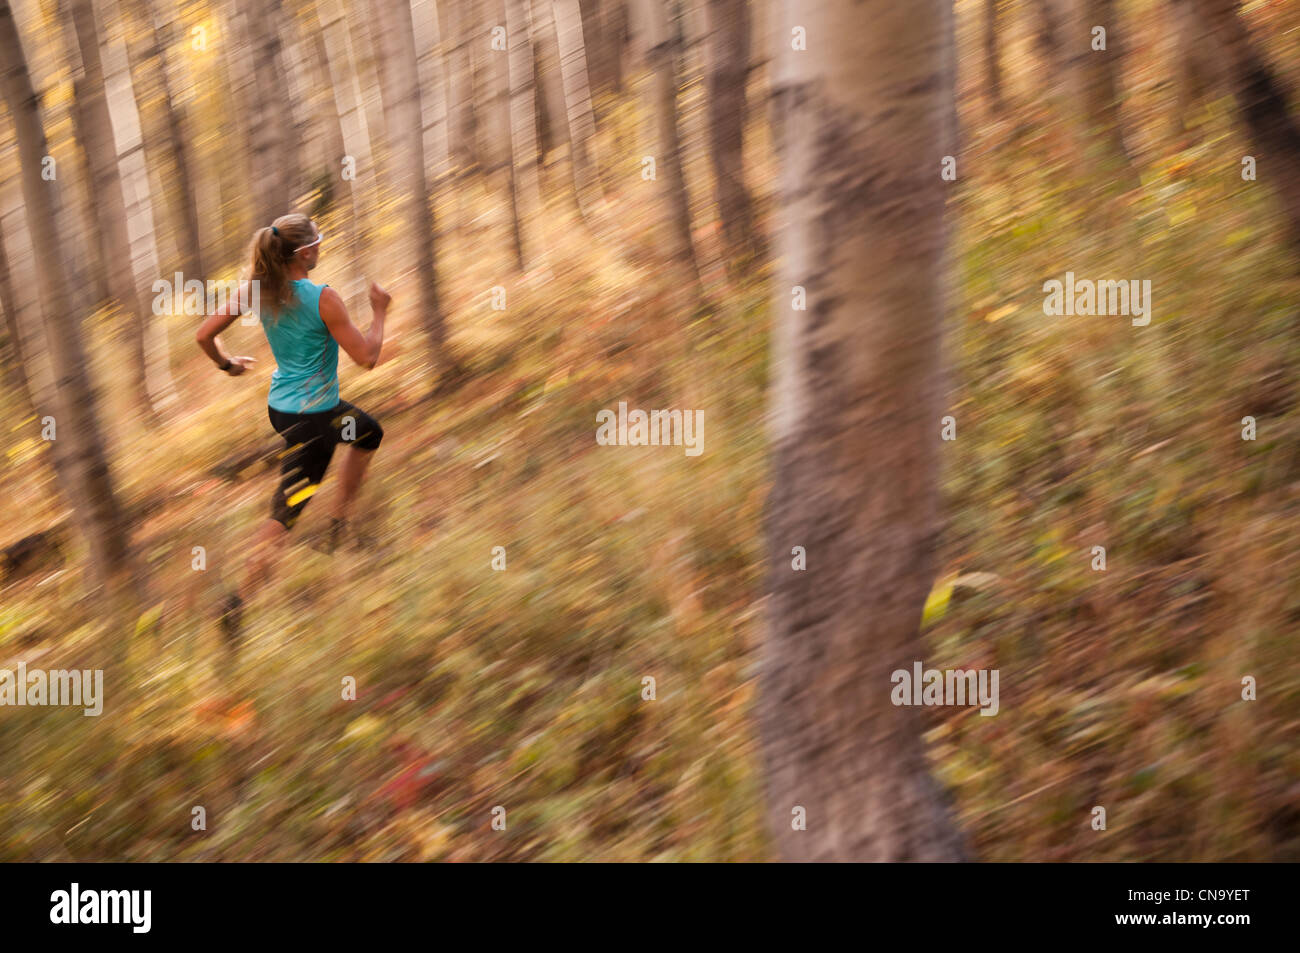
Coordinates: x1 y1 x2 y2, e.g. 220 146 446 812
195 212 390 647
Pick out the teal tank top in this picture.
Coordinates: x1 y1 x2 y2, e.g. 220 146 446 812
260 280 339 413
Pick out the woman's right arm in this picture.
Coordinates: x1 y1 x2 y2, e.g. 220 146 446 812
320 284 389 370
195 280 256 374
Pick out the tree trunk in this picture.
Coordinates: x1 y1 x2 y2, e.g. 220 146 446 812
233 0 293 221
0 182 80 510
66 0 172 423
596 0 627 96
505 0 544 270
302 23 349 212
410 0 453 185
276 5 316 204
634 0 697 282
0 0 133 596
353 8 392 186
529 0 568 162
761 0 968 862
316 0 379 312
1194 0 1300 243
0 186 54 413
0 199 33 414
576 0 606 92
374 0 449 376
1035 0 1061 73
442 0 478 175
984 0 1004 114
553 0 602 218
101 0 179 411
125 0 203 280
704 0 755 269
1077 0 1133 170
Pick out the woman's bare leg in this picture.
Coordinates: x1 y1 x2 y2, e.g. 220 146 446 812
331 445 376 523
243 518 290 591
220 518 288 651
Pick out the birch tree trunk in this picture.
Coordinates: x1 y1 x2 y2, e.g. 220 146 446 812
984 0 1004 114
553 0 601 218
99 0 179 411
634 0 697 282
484 0 525 270
410 0 452 185
704 0 755 268
442 0 476 175
0 0 133 595
126 0 203 280
506 0 543 270
232 0 293 221
302 24 349 209
0 197 33 414
761 0 968 862
1081 0 1131 167
66 0 171 423
374 0 449 375
529 0 568 162
0 177 79 509
276 6 315 203
317 0 379 311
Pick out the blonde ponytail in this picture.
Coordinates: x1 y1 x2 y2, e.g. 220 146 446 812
249 213 316 318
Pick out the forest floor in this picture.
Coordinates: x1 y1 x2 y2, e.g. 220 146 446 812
2 82 1299 859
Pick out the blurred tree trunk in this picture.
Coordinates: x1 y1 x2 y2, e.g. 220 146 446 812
100 0 179 411
1085 0 1129 156
66 0 168 424
374 0 449 376
984 0 1004 114
761 0 968 861
352 9 391 186
0 0 134 602
125 0 203 280
587 0 627 187
505 0 543 270
634 0 697 284
704 0 755 270
575 0 604 93
410 0 452 186
0 193 80 511
301 25 348 207
483 0 525 270
1168 0 1216 137
233 0 293 220
442 0 478 176
1194 0 1300 243
276 7 315 204
317 0 378 312
553 0 602 218
599 0 627 96
1035 0 1062 85
0 208 33 414
530 0 568 162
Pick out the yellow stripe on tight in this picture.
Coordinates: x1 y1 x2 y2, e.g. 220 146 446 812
286 483 319 508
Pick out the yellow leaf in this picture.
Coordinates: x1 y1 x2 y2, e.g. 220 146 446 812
922 578 954 627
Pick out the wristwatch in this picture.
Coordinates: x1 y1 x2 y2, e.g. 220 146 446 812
219 358 233 372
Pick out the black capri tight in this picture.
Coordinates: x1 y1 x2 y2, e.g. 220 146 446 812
267 400 383 528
